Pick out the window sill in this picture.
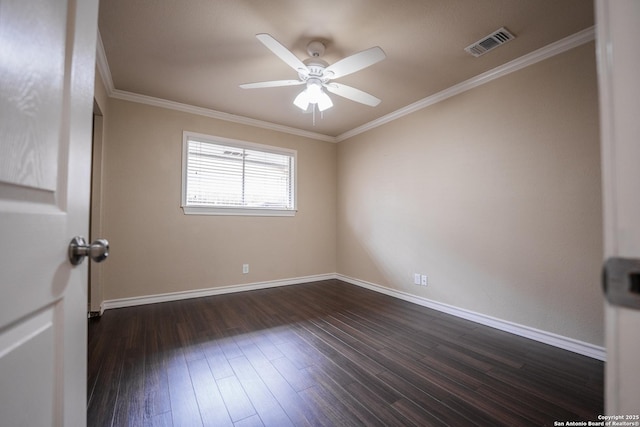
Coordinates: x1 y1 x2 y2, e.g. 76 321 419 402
182 206 297 217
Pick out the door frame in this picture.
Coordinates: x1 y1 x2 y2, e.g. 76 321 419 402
90 103 106 315
595 0 640 414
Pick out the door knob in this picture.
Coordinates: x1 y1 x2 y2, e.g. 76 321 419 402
68 236 109 265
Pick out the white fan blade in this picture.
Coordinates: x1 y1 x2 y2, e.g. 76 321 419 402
324 83 381 107
240 80 304 89
324 46 386 79
256 33 309 75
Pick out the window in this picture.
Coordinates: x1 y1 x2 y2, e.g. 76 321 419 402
181 131 296 216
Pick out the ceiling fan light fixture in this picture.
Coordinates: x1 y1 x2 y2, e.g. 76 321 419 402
293 90 310 110
294 79 333 112
306 80 323 100
316 91 333 111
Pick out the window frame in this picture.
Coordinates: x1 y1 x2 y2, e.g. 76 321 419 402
181 131 297 216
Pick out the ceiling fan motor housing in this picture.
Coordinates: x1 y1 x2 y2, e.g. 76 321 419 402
300 59 331 82
306 40 325 57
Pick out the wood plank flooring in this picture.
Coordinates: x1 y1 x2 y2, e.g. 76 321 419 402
87 279 603 426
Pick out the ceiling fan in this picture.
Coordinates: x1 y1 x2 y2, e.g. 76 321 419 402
240 33 386 113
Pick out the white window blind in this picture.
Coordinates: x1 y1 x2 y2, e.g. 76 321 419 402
182 132 296 216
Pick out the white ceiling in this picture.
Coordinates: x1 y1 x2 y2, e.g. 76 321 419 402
98 0 594 140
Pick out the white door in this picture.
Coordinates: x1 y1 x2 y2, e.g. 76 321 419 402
0 0 99 425
596 0 640 415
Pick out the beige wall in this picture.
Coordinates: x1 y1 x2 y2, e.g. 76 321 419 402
337 43 604 345
95 41 603 347
100 99 337 300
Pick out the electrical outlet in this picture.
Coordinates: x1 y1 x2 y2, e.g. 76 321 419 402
414 273 421 285
421 275 428 286
242 264 249 274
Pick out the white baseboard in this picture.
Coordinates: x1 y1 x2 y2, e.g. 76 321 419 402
99 272 605 361
100 273 336 311
336 274 606 361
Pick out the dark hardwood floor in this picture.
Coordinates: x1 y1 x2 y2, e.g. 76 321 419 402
87 279 603 426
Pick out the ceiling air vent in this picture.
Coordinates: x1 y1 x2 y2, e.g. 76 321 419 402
464 27 515 57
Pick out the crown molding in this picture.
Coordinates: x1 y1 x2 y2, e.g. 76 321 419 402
95 31 336 143
336 26 595 142
109 89 337 142
96 27 594 144
95 31 115 94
